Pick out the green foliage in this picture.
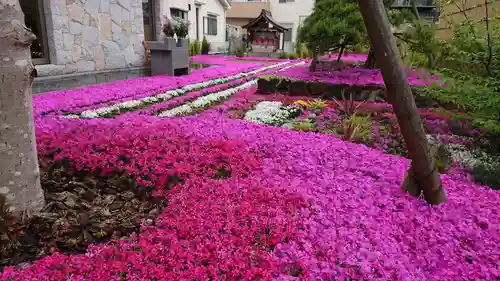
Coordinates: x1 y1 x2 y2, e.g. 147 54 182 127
342 114 372 143
401 10 500 133
416 72 500 133
279 52 299 59
332 90 364 119
402 20 439 61
193 40 201 55
174 20 189 38
297 0 366 55
292 121 316 132
473 161 500 190
308 99 327 112
435 144 452 174
296 42 311 58
232 44 247 57
201 36 210 55
189 40 201 56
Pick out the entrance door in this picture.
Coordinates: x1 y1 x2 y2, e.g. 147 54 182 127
142 0 155 41
196 7 200 40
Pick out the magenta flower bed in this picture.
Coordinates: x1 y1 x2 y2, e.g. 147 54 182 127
2 57 499 280
5 114 498 281
278 65 441 86
35 57 262 115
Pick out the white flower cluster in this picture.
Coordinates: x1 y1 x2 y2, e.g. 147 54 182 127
445 143 499 170
426 134 499 170
158 62 305 118
76 62 291 119
244 101 300 126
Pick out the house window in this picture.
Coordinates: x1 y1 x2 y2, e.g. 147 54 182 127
278 0 295 3
142 0 156 41
204 15 217 36
20 0 49 64
171 8 187 21
283 28 292 42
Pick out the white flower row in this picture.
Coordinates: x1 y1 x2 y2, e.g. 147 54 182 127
157 62 306 118
244 101 300 126
159 80 257 117
76 62 291 118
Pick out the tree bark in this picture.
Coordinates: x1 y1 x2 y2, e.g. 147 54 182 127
357 0 447 204
364 47 376 69
0 0 44 215
337 43 346 63
309 50 319 72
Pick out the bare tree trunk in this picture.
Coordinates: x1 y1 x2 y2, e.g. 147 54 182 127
337 43 346 63
358 0 447 204
309 50 319 72
364 47 376 69
0 0 44 215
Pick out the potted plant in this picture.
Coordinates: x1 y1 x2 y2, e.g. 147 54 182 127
174 20 190 48
162 17 176 48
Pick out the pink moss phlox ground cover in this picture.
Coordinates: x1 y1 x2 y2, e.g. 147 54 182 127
34 56 262 115
5 111 497 280
136 62 295 116
278 64 441 86
2 56 499 280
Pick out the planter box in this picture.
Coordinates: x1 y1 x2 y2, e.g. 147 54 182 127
177 38 188 48
147 38 189 76
256 76 427 104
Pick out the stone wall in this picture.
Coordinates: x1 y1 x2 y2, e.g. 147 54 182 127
37 0 146 77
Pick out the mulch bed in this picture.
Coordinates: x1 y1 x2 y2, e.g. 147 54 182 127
0 162 166 271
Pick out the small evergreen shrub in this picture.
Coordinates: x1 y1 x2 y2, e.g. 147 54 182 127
201 36 210 55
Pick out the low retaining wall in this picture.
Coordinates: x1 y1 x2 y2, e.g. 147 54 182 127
256 76 438 107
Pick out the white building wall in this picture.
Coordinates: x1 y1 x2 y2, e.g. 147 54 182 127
268 0 314 51
202 0 228 51
160 0 229 52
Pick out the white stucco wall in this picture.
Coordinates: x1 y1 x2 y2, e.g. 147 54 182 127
160 0 228 52
201 0 228 51
269 0 314 50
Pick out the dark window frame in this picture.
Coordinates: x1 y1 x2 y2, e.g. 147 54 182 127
21 0 49 65
142 0 158 41
170 7 188 21
203 14 217 36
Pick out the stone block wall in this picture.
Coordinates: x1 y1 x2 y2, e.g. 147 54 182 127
37 0 146 77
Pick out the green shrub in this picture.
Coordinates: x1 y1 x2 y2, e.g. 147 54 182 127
473 161 500 190
296 43 311 58
174 20 189 38
342 115 372 144
292 121 316 132
188 39 192 56
201 36 210 55
233 44 246 57
279 52 299 59
416 72 500 133
193 40 201 55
